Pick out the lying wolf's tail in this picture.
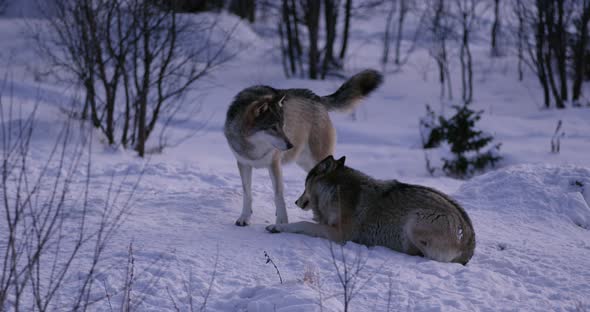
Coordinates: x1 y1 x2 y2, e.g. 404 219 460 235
320 69 383 112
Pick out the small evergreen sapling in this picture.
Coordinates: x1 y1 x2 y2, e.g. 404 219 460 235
420 104 502 178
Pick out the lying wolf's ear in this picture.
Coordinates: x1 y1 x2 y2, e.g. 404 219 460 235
277 95 286 108
314 155 335 173
336 156 346 167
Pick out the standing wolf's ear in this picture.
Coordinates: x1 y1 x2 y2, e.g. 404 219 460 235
249 95 273 118
336 156 346 167
254 102 269 117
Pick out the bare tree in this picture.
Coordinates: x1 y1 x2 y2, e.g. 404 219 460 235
327 240 387 312
382 0 422 72
0 80 141 311
394 0 409 65
516 0 589 109
381 0 397 66
0 0 8 15
229 0 256 22
280 0 304 78
453 0 484 105
164 249 219 312
426 0 453 100
517 0 552 108
303 0 321 79
533 0 552 108
514 0 525 81
339 0 352 60
541 0 570 109
321 0 341 79
328 243 368 312
571 0 590 106
33 0 237 157
279 0 328 80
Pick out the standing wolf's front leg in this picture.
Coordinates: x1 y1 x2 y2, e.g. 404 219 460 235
268 156 288 224
266 221 344 242
236 161 253 226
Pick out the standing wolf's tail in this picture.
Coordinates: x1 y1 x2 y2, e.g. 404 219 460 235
320 69 383 112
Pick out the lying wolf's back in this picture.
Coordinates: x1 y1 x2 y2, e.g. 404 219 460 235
354 180 476 264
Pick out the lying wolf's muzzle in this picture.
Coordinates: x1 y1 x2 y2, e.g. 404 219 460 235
295 196 309 210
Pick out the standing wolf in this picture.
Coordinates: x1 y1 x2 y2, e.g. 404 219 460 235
266 156 476 265
224 70 382 226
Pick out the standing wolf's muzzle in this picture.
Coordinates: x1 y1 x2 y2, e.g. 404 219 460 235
271 138 293 151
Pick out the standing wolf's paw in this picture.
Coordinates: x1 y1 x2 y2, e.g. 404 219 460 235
266 224 283 233
275 214 289 225
235 215 251 227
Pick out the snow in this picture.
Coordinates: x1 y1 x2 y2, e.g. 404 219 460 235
1 6 590 312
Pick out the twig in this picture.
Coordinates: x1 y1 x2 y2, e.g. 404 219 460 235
200 247 219 312
102 279 114 312
166 286 180 312
264 251 283 284
551 120 564 153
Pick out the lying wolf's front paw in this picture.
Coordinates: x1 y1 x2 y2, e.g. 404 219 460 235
266 224 283 233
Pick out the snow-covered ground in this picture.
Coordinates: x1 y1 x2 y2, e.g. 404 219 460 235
1 7 590 312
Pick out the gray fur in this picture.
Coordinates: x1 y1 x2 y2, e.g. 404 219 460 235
224 70 383 226
267 156 476 265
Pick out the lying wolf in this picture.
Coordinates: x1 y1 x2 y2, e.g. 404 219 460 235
266 156 476 265
224 70 382 226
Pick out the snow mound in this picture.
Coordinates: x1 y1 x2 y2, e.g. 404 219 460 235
183 12 269 58
456 164 590 229
215 282 343 312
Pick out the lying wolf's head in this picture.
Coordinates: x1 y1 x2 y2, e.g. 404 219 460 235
245 93 293 151
295 155 346 210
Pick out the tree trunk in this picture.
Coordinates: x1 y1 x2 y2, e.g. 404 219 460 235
339 0 352 60
544 2 565 109
556 0 567 104
516 0 524 81
458 4 473 105
437 58 445 99
382 0 396 66
394 0 407 65
432 0 451 100
291 0 304 76
460 25 467 104
121 71 131 148
321 0 339 79
466 30 473 104
444 43 452 101
282 0 296 76
572 0 590 104
535 0 551 108
278 21 291 77
85 78 101 128
229 0 256 23
136 6 152 157
305 0 320 79
491 0 501 57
